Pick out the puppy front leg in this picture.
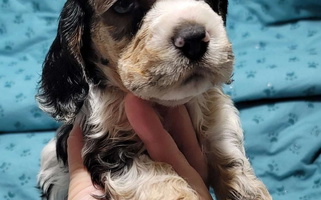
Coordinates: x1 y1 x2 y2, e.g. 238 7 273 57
191 88 271 200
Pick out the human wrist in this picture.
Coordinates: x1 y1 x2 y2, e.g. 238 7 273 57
68 170 104 200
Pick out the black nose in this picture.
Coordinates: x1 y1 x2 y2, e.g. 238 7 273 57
173 24 209 60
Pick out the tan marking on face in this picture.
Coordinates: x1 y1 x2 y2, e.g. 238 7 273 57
88 0 157 90
90 19 130 90
117 0 233 105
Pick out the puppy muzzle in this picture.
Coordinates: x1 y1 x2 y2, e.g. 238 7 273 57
118 0 233 106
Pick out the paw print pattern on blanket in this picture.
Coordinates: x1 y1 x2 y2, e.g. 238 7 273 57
18 174 31 186
0 23 7 35
308 62 319 69
20 149 31 157
31 2 40 12
267 103 279 112
243 0 321 25
0 162 11 173
232 5 321 187
287 113 298 126
289 143 302 155
312 178 321 189
5 143 15 151
311 126 321 138
0 132 55 199
1 0 10 8
267 161 279 173
267 131 279 143
3 191 15 200
275 186 288 196
0 0 63 132
13 15 24 24
224 0 321 102
263 85 276 97
240 100 321 199
0 1 65 199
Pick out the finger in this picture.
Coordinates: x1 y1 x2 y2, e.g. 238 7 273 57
67 125 85 173
166 106 209 185
124 93 165 145
124 93 179 162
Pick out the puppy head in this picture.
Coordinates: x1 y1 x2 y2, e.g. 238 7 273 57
37 0 232 121
118 0 233 106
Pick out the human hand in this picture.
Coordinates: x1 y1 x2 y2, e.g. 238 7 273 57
67 125 104 200
124 93 212 200
67 94 212 200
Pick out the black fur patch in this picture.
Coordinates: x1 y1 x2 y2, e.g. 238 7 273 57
38 181 53 200
100 58 109 66
206 0 228 25
83 132 143 188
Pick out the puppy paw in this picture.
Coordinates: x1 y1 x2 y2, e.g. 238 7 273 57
227 179 272 200
228 174 272 200
212 165 272 200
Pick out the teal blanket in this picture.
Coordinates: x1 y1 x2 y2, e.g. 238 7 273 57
0 0 320 199
225 1 321 199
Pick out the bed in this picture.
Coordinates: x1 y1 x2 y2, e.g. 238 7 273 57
0 0 320 199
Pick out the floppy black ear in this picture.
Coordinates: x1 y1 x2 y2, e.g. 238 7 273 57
37 0 89 122
206 0 228 25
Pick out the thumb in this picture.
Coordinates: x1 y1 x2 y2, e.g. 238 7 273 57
67 125 85 173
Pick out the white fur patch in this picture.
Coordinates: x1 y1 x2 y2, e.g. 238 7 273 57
104 155 198 200
38 139 69 200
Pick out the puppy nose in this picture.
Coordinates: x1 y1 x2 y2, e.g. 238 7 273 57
173 24 210 60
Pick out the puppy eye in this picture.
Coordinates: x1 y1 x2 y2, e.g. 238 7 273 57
113 0 135 14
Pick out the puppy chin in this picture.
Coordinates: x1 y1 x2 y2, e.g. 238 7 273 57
134 78 213 107
150 97 193 107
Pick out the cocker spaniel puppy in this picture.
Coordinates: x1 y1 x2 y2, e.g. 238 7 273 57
37 0 272 199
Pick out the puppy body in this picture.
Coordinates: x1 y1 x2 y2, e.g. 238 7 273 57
38 0 272 199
